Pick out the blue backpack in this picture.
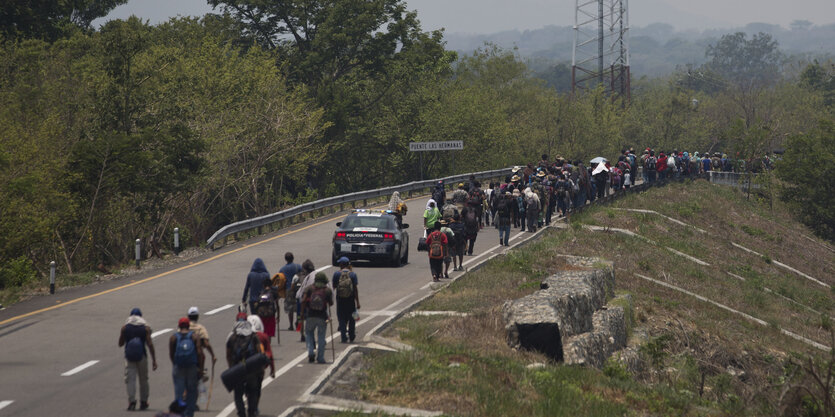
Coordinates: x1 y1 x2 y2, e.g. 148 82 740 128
125 337 144 362
173 331 197 367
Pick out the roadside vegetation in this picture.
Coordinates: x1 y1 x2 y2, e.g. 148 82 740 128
1 2 833 305
344 180 834 417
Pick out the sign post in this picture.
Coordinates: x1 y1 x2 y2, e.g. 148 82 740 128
409 141 464 180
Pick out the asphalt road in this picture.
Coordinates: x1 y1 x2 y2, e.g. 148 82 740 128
0 195 532 417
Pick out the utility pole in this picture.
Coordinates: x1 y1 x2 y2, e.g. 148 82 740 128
571 0 630 102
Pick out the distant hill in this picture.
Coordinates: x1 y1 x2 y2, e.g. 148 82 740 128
443 22 835 79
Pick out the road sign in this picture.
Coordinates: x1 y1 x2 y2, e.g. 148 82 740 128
409 141 463 152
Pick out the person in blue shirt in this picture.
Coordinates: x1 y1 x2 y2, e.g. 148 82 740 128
278 252 302 330
331 257 360 343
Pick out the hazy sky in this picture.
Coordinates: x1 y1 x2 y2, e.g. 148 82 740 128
97 0 835 34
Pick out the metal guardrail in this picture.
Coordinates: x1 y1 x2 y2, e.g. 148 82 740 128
206 167 512 248
708 171 760 190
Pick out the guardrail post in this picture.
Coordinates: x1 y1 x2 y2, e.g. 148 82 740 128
49 261 56 294
135 239 141 268
363 199 367 207
257 226 262 235
174 227 180 255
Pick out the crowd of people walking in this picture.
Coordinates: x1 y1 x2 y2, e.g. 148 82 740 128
119 147 740 415
119 251 360 417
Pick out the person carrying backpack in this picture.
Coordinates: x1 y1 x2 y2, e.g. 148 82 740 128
331 257 360 343
225 317 266 417
462 205 479 255
448 213 466 271
440 220 455 278
301 272 334 363
242 258 270 314
254 279 277 341
432 181 446 208
278 252 302 331
119 307 158 411
497 191 512 246
425 222 448 282
169 317 204 417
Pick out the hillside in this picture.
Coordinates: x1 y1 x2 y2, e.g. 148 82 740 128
339 179 834 416
444 22 835 79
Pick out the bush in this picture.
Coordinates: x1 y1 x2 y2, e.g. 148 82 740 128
0 256 38 289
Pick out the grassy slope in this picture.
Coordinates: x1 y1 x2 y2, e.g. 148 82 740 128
348 179 834 417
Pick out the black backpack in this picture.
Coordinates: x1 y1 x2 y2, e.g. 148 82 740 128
255 288 276 317
449 222 466 246
497 198 511 218
228 333 259 364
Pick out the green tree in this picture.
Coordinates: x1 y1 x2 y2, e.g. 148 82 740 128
0 0 128 41
705 32 783 88
776 120 835 241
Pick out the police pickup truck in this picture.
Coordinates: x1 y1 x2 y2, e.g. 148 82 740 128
332 210 409 267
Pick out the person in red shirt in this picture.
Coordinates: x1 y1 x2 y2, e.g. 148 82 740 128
425 222 448 282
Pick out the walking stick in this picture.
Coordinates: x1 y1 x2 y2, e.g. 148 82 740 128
328 305 336 363
205 359 215 410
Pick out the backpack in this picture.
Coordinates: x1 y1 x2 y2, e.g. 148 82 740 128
646 157 657 170
432 188 445 205
125 336 144 362
497 198 511 217
173 331 197 367
467 190 482 206
336 269 354 298
229 333 259 364
308 287 328 312
428 231 444 259
271 273 287 299
463 210 478 234
290 275 303 300
449 222 466 246
255 289 276 317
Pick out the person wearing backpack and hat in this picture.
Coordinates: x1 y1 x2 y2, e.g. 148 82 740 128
119 307 158 411
186 307 216 366
425 222 448 281
332 257 360 343
169 317 204 417
225 317 266 417
301 272 333 363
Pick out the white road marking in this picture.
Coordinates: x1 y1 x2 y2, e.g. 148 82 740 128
151 328 173 338
215 288 422 416
462 244 502 267
61 360 99 376
314 265 332 274
206 304 235 315
0 401 13 411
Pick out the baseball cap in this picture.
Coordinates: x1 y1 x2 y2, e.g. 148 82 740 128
187 306 199 316
178 317 190 329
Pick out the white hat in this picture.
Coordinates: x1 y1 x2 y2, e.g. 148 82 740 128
187 306 199 316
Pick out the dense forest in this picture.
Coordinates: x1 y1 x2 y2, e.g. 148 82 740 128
0 0 833 289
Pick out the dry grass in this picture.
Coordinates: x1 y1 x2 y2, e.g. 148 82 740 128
354 179 834 417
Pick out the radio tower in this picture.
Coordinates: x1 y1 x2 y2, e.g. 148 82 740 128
571 0 630 101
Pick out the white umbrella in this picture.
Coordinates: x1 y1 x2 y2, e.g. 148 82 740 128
592 163 609 176
589 157 607 165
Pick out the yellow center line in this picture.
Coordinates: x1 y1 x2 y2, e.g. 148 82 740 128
0 194 429 327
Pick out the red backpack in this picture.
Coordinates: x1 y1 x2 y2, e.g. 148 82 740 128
428 231 444 259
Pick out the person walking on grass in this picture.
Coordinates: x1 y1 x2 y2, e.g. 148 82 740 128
332 257 360 343
119 307 158 411
169 317 204 417
300 273 333 363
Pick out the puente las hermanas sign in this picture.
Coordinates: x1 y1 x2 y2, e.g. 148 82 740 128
409 141 464 151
